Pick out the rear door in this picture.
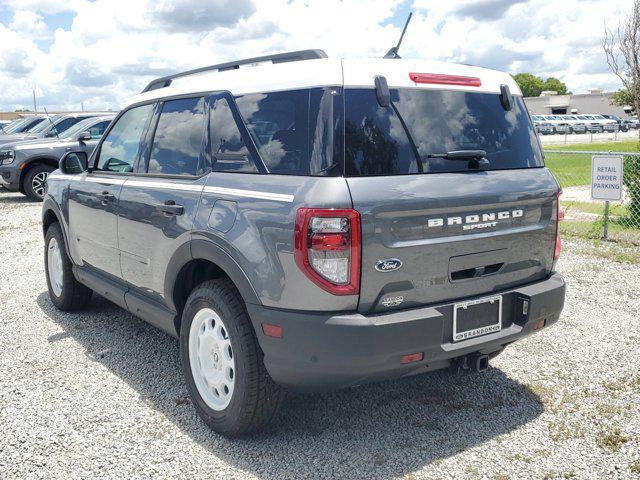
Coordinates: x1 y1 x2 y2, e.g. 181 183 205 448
343 86 559 314
117 96 208 307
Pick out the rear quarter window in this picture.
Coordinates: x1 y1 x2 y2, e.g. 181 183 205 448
235 87 341 176
343 88 543 177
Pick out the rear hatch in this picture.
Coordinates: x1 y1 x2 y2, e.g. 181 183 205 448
341 65 559 314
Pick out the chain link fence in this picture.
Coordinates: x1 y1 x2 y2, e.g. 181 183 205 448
544 149 640 245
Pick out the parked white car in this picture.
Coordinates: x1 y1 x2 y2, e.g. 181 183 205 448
558 115 587 134
531 115 555 135
590 114 618 132
540 115 573 134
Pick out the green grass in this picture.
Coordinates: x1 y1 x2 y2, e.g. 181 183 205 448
561 221 640 249
549 140 640 152
563 201 629 217
544 153 590 186
544 141 640 188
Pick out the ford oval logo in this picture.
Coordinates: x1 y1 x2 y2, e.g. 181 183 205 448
375 258 403 272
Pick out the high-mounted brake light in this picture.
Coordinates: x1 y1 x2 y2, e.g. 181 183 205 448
554 191 563 261
409 72 482 87
294 208 361 295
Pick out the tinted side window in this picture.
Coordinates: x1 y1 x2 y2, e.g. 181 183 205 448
147 97 205 176
235 88 340 176
210 97 258 173
236 90 308 175
50 117 82 136
88 120 110 139
97 104 154 173
21 118 44 132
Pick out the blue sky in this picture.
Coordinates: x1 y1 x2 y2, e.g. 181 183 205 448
0 0 634 111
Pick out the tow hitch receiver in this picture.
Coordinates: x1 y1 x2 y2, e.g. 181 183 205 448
454 353 490 373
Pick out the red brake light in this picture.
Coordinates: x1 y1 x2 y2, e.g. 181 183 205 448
409 72 482 87
294 208 361 295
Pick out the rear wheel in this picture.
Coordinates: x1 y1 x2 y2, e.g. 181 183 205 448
180 278 284 436
24 164 55 201
44 222 93 310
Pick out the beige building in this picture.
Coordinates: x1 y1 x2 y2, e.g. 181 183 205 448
524 89 631 117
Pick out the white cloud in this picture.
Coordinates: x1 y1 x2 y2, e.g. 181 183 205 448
9 10 48 38
0 0 635 111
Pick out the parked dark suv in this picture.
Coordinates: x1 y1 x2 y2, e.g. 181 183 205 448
42 51 566 436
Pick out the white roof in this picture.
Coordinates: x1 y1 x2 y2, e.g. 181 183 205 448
124 57 521 109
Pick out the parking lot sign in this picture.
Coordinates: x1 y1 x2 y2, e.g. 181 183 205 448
591 155 623 201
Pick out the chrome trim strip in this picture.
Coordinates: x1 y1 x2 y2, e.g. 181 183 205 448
124 179 203 192
52 174 294 202
203 186 294 202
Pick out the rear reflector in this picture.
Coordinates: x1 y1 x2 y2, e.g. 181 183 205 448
401 352 424 364
554 191 563 261
532 320 545 331
262 323 283 338
409 72 482 87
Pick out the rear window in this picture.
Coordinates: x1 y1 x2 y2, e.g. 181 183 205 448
344 88 543 176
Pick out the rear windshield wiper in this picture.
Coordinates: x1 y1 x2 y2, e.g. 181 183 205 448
427 150 490 169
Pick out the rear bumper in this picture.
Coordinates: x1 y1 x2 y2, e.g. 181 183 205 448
248 273 565 391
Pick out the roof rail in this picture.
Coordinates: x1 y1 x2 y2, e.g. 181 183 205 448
140 49 328 93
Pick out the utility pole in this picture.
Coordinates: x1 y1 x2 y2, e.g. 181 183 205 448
81 102 84 112
32 89 37 112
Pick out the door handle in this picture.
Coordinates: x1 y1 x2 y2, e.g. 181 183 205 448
96 191 115 203
157 200 184 216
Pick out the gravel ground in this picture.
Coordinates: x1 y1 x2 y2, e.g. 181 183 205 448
0 188 639 480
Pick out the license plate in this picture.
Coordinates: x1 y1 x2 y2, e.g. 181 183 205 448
453 295 502 342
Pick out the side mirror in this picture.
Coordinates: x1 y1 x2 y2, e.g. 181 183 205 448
78 131 92 143
59 151 88 175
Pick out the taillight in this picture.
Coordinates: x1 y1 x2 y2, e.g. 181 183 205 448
409 72 482 87
294 208 361 295
554 191 563 261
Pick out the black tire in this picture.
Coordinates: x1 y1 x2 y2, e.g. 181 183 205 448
44 222 93 311
180 278 284 436
24 164 55 201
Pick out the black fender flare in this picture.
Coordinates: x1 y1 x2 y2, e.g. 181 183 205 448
20 155 60 180
41 197 73 259
163 238 261 314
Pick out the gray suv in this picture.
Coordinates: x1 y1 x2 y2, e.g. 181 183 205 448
42 51 566 436
0 116 114 201
0 112 109 147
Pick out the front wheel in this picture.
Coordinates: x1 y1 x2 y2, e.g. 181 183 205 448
24 164 55 201
180 279 284 436
45 222 93 310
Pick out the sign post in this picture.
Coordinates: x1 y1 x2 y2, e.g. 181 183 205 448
591 154 624 240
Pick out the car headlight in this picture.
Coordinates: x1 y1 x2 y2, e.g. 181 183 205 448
0 150 14 165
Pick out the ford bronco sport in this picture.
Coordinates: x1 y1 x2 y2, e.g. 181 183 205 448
42 50 566 436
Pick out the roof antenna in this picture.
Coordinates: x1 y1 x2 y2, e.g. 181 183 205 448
42 107 60 139
384 12 413 59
